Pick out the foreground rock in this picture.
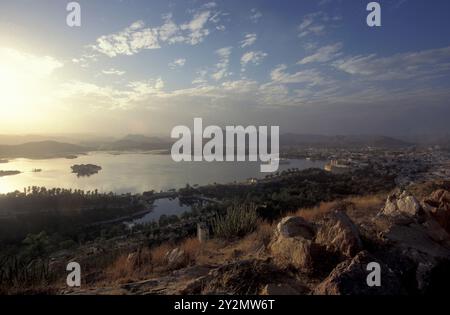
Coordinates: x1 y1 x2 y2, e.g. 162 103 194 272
315 211 362 259
166 248 188 270
423 189 450 233
270 217 320 272
314 251 402 295
381 190 422 217
276 216 315 239
66 187 450 296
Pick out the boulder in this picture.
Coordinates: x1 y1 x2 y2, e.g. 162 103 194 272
276 216 315 239
270 236 317 271
270 216 319 271
315 211 362 259
379 217 450 293
260 283 299 295
424 189 450 233
382 191 422 217
166 248 188 270
313 251 402 295
202 259 281 295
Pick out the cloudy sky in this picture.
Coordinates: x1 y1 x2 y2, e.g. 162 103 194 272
0 0 450 136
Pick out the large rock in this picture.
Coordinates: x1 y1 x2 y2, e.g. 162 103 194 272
202 259 281 295
270 236 317 271
370 210 450 294
276 216 315 239
270 216 319 272
382 191 422 217
424 189 450 233
315 211 363 259
166 248 188 270
313 251 402 295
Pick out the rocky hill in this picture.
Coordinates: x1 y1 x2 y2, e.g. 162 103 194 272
66 182 450 295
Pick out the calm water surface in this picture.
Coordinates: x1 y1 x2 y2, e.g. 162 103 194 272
0 152 325 194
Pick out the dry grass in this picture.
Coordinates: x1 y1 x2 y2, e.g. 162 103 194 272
99 194 388 287
180 237 201 262
104 237 203 285
294 194 386 222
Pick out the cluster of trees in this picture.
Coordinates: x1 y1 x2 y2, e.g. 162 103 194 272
196 167 395 220
0 187 146 244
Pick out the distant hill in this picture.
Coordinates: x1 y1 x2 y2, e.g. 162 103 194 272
0 141 90 159
98 134 172 151
280 134 412 148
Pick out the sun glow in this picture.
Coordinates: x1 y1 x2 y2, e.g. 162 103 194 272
0 47 63 126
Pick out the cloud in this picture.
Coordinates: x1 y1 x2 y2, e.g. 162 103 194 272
92 21 160 57
298 12 341 38
169 58 187 69
240 33 257 48
297 43 342 64
241 51 268 71
212 47 232 81
333 46 450 80
192 69 208 85
0 47 63 79
270 64 325 86
250 8 262 23
91 8 219 57
58 78 165 110
102 68 126 76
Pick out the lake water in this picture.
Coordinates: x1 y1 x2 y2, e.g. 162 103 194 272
0 152 326 194
129 198 192 225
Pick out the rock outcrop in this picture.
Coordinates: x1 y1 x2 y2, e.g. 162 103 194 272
424 189 450 233
66 188 450 296
166 248 188 270
313 251 402 295
315 211 362 259
270 216 320 272
381 190 422 217
276 216 315 239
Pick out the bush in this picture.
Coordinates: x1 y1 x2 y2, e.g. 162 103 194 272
211 203 259 241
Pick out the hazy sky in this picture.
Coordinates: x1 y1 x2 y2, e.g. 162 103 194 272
0 0 450 136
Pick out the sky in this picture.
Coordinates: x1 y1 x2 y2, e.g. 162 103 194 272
0 0 450 137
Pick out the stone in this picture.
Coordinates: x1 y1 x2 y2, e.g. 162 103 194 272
276 216 315 239
315 211 362 259
270 236 317 271
313 251 402 295
260 283 299 295
422 219 450 244
270 216 319 271
166 248 188 270
382 191 422 217
424 190 450 233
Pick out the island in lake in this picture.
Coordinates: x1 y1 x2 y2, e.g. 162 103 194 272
0 170 21 177
71 164 102 177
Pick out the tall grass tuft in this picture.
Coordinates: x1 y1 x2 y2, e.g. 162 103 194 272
211 203 259 241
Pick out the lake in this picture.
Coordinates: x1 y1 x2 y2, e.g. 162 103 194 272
0 152 326 194
128 197 192 226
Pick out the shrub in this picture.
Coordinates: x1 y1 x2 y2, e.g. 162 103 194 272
211 203 259 241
